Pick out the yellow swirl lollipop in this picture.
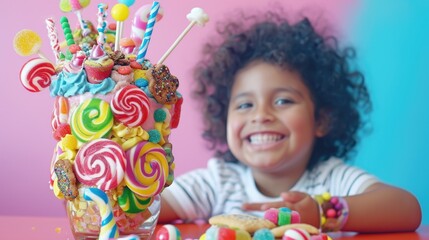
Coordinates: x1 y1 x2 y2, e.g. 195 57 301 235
13 29 42 57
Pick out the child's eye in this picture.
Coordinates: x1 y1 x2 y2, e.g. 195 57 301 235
275 98 294 105
236 102 253 110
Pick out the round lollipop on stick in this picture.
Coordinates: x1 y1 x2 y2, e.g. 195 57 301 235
13 29 48 59
59 0 91 36
157 7 209 65
111 3 130 51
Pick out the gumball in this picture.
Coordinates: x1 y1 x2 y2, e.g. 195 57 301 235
118 0 135 7
155 224 181 240
111 3 130 22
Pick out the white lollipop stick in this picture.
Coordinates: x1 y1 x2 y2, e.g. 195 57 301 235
157 7 209 65
115 21 124 51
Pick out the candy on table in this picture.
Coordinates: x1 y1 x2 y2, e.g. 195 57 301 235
308 234 332 240
131 3 164 48
264 207 301 226
157 7 209 65
83 187 119 240
203 225 251 240
136 1 160 63
59 0 91 36
111 3 130 51
282 228 311 240
155 224 181 240
253 228 275 240
19 58 55 92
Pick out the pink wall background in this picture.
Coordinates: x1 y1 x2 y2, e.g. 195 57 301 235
0 0 357 217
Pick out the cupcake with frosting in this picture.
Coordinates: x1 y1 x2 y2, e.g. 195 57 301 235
84 44 114 84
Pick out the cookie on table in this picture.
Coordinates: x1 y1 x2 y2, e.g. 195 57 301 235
208 214 276 234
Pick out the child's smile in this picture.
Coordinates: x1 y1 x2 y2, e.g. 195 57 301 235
227 61 326 174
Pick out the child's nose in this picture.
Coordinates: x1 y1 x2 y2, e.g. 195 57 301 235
251 106 274 123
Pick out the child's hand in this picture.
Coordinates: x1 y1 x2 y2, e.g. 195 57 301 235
242 191 320 228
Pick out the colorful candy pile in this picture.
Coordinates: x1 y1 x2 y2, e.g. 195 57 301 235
13 1 208 239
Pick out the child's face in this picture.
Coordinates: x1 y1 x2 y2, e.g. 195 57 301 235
227 62 325 174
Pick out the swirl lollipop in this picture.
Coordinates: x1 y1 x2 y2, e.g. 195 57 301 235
125 141 169 198
74 139 126 191
19 58 55 92
131 3 164 48
70 98 113 143
111 85 150 127
59 0 91 36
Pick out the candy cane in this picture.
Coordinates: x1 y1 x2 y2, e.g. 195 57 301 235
83 188 119 240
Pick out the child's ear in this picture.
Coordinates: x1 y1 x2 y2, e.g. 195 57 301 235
315 110 331 137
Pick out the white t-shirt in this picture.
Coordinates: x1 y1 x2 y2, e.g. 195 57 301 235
163 157 379 221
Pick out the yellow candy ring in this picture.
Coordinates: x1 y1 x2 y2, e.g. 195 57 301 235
125 141 169 198
70 98 113 143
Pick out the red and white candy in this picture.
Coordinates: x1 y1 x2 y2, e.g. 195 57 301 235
155 224 181 240
19 58 55 92
74 139 126 191
282 228 311 240
111 85 150 127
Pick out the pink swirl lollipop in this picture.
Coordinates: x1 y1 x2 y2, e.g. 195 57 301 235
19 58 55 92
130 4 164 47
125 141 169 198
111 85 150 128
74 139 126 191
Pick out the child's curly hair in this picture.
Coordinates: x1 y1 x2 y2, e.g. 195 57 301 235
192 11 372 169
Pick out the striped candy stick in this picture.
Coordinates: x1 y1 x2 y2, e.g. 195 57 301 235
45 18 62 63
136 1 160 64
97 3 108 46
83 188 119 240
